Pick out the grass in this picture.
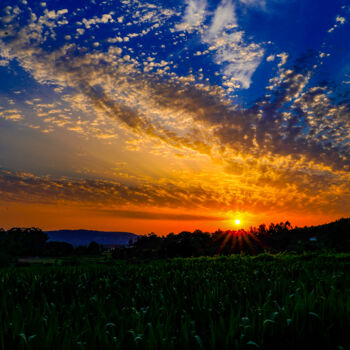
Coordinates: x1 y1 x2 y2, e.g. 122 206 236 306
0 252 349 349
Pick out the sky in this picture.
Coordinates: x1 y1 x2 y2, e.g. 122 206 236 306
0 0 349 234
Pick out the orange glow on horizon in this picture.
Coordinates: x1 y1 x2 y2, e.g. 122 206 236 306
0 201 343 236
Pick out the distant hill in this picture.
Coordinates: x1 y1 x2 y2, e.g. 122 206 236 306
46 230 138 247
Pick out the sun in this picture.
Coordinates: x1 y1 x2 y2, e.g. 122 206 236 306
234 219 241 225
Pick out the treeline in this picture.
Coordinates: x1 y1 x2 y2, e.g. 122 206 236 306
0 218 349 262
0 227 102 259
113 218 350 259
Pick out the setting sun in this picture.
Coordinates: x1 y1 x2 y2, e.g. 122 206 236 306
234 219 241 225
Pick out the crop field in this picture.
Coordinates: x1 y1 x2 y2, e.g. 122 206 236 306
0 253 349 350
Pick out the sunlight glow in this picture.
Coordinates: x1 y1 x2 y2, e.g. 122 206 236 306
235 219 241 225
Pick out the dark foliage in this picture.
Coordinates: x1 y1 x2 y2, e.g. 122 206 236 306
0 227 48 256
113 218 350 259
74 245 89 256
43 241 74 257
0 252 14 267
0 227 103 258
87 241 102 255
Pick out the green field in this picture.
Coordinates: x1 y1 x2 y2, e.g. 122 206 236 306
0 253 349 349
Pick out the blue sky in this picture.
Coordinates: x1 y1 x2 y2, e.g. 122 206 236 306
1 0 348 100
0 0 349 233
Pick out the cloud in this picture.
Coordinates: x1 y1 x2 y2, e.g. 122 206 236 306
238 0 265 8
328 14 347 33
0 41 11 66
82 12 115 29
0 5 21 24
101 209 223 221
128 1 177 31
0 109 23 121
0 169 226 210
0 168 349 218
174 0 263 89
202 1 263 89
208 0 237 37
175 0 207 32
219 40 264 89
336 16 346 25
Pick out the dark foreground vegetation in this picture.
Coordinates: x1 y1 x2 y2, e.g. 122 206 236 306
0 253 349 349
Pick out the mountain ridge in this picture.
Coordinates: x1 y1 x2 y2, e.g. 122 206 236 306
46 229 138 247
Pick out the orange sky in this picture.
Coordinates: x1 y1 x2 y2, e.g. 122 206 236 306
0 198 344 235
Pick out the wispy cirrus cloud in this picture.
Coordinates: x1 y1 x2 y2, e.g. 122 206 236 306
175 0 207 32
208 0 237 37
175 0 264 89
238 0 265 8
